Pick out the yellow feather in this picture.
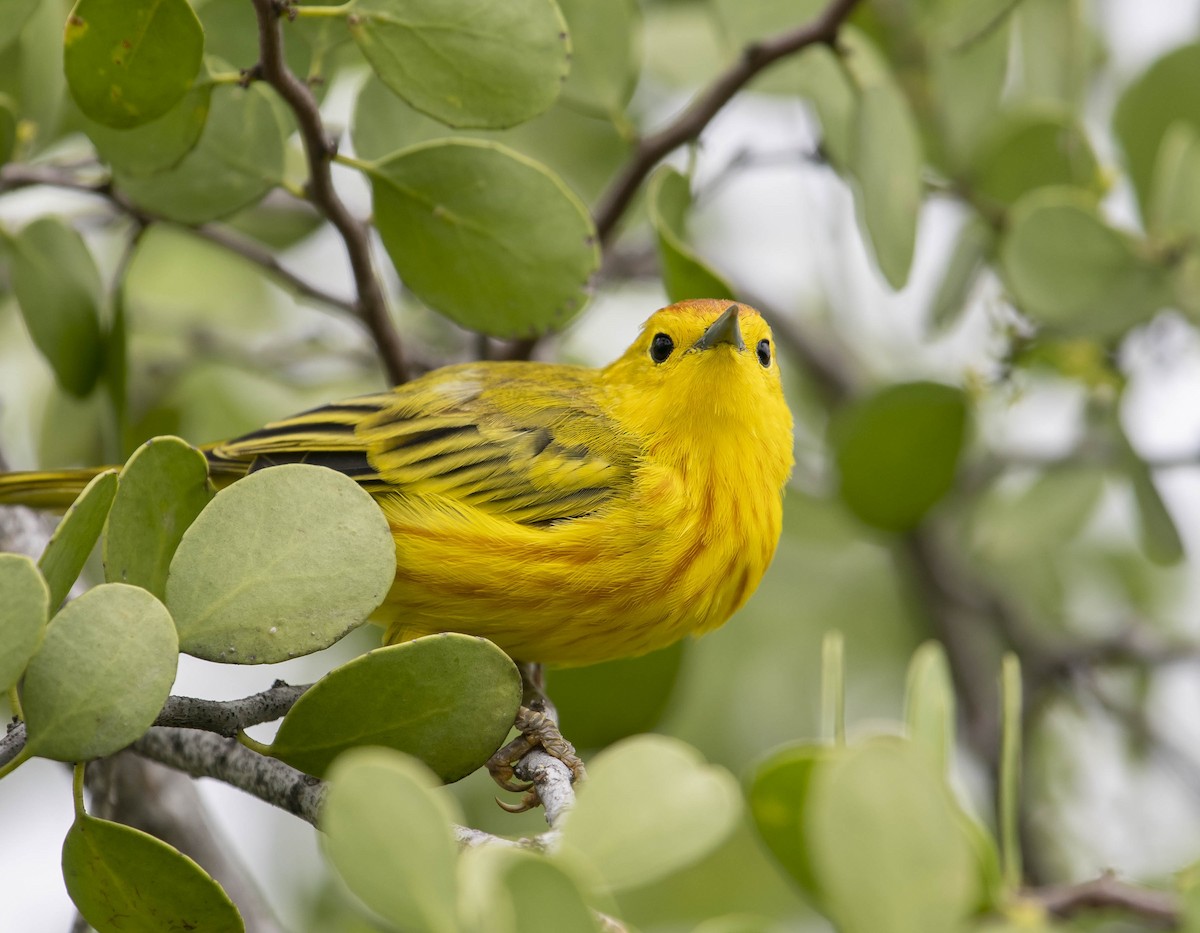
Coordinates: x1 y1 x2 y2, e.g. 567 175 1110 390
0 300 795 665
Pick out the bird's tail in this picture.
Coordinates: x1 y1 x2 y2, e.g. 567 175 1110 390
0 467 116 510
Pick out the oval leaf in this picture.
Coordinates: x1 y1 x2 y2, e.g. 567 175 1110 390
269 633 521 781
808 738 980 933
1000 187 1170 338
10 216 104 398
849 80 922 289
648 166 735 304
165 464 395 663
904 641 956 772
557 0 639 117
103 436 213 598
350 0 569 129
929 213 994 333
368 139 598 336
0 553 49 692
38 469 118 609
117 80 287 224
322 747 461 933
748 744 837 906
460 845 600 933
64 0 204 129
831 382 968 532
560 734 742 891
23 583 178 761
968 110 1101 207
63 813 243 932
1114 41 1200 217
0 0 39 54
84 79 212 177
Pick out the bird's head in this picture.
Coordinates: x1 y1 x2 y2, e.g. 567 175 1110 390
604 300 794 480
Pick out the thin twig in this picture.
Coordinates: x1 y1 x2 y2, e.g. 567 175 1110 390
1025 870 1179 928
153 683 310 736
0 163 359 317
592 0 862 245
249 0 407 384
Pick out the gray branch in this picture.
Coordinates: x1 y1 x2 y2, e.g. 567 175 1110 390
132 727 326 825
154 683 310 736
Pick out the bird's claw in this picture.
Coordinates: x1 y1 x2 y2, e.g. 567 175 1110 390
486 704 586 811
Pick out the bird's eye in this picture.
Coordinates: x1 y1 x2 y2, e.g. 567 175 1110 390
649 333 675 364
756 339 771 367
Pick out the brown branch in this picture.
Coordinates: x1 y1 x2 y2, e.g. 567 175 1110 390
1026 871 1179 928
592 0 862 245
0 163 359 317
250 0 408 384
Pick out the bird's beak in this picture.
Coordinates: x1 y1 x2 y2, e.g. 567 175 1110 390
692 305 745 351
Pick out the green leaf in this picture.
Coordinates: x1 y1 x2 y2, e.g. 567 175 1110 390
793 42 857 166
1013 0 1089 111
64 0 204 129
322 748 460 933
84 79 212 177
1114 42 1200 218
0 94 16 166
831 382 968 532
23 583 177 761
647 166 735 303
999 187 1170 338
904 642 955 773
849 80 923 289
165 464 395 663
0 0 39 53
968 110 1101 207
269 634 521 781
0 553 49 692
116 80 287 224
808 737 980 933
548 641 685 750
0 0 67 152
10 216 105 398
352 74 630 202
556 0 639 117
38 470 119 609
349 0 569 129
560 734 742 891
971 465 1105 560
1114 424 1185 566
63 813 243 932
1149 120 1200 244
368 139 599 337
925 6 1012 169
748 744 836 906
928 213 994 333
103 436 213 598
460 846 600 933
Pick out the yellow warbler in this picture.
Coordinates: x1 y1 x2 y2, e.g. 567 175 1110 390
0 300 794 665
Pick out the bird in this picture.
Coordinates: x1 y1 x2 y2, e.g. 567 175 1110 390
0 299 795 668
0 299 794 799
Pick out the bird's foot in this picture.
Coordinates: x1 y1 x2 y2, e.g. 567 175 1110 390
487 703 586 813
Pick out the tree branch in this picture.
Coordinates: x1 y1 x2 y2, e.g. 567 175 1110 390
153 682 310 736
132 727 326 825
0 163 360 318
592 0 862 244
1025 871 1179 928
249 0 407 384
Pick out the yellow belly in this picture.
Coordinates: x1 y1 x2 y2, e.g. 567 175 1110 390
372 478 781 666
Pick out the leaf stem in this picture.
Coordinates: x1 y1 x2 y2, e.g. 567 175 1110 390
821 630 846 745
332 152 372 173
237 731 273 756
999 652 1022 890
72 762 86 817
291 3 352 17
7 685 22 720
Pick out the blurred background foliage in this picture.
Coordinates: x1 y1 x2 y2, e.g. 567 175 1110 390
5 0 1200 930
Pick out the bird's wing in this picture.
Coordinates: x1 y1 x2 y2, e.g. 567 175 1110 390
206 362 640 527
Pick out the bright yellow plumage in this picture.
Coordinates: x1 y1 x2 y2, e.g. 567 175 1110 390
0 300 794 665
